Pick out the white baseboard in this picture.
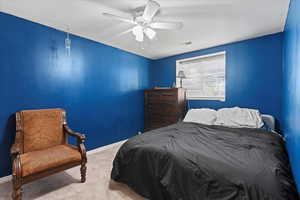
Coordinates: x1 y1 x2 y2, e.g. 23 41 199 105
0 139 127 184
87 140 127 155
0 175 11 184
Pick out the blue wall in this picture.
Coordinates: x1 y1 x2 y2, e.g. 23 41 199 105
0 12 151 177
150 33 283 129
282 0 300 192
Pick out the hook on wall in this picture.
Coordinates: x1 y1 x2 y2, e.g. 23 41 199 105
65 27 71 56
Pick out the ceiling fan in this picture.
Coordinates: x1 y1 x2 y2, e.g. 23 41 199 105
102 0 183 42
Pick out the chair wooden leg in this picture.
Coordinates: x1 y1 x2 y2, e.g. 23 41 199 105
12 177 22 200
80 162 87 183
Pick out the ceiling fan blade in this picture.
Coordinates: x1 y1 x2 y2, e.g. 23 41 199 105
111 28 133 40
144 28 156 40
142 0 160 22
106 28 133 42
132 26 144 42
149 21 183 30
102 13 136 24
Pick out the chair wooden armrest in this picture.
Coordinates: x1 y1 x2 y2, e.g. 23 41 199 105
11 128 22 158
63 124 87 168
11 144 21 156
63 124 86 143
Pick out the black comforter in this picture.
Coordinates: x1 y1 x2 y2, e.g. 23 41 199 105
111 122 298 200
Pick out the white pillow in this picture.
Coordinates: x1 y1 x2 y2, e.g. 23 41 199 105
215 107 264 128
183 109 217 125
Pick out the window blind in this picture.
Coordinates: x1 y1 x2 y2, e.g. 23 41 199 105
176 52 226 101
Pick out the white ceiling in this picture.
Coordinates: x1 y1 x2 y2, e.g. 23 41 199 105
0 0 290 59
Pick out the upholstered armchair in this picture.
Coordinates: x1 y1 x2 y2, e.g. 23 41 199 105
10 108 87 200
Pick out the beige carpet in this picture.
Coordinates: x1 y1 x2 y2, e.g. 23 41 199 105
0 142 145 200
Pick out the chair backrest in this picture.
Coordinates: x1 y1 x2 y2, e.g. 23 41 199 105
17 108 66 153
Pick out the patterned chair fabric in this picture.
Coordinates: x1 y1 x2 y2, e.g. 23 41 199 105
20 109 65 152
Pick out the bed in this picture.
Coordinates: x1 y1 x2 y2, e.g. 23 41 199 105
111 109 298 200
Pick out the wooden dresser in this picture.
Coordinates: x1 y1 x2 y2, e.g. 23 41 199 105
144 88 187 131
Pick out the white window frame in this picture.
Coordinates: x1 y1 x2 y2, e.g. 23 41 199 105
176 51 226 101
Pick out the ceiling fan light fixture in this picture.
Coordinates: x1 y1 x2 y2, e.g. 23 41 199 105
135 32 144 42
132 25 143 36
144 28 156 40
132 25 144 42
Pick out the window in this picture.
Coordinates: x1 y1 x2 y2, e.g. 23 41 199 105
176 52 226 101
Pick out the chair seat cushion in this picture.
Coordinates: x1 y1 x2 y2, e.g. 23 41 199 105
20 145 82 177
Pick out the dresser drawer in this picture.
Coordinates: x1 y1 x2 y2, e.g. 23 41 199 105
146 91 177 104
146 103 179 115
